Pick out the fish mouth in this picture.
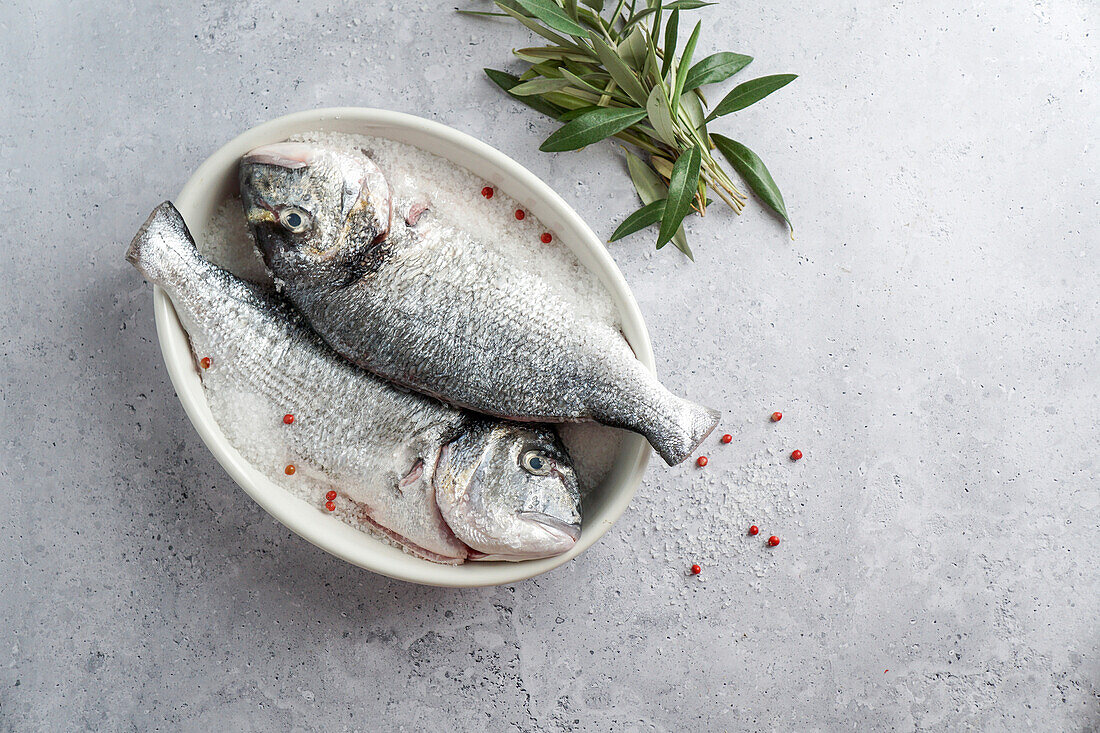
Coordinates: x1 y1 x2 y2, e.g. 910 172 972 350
518 511 582 544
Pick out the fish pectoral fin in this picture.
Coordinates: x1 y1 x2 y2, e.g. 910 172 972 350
404 200 431 228
396 457 426 493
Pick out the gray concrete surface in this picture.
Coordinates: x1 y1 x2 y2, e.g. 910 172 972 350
1 1 1097 730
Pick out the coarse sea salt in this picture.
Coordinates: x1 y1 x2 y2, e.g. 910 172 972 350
195 132 626 547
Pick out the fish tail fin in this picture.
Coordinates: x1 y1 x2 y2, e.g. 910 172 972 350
642 394 721 466
126 201 199 285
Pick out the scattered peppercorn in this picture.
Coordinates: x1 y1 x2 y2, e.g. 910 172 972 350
771 411 782 422
200 357 211 369
790 449 803 461
749 525 760 536
481 186 494 198
721 434 732 444
696 456 708 467
540 232 552 243
515 209 525 220
690 564 702 575
325 500 336 512
768 536 780 547
283 413 294 425
325 490 337 501
284 464 296 475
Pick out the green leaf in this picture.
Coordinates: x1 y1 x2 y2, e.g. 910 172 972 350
660 9 679 79
559 104 600 120
540 106 649 151
681 52 753 91
712 134 791 229
514 46 596 62
564 0 579 20
563 58 603 77
576 7 607 33
610 199 666 241
704 73 797 122
643 25 660 82
494 1 585 49
625 148 665 203
619 25 648 67
618 7 657 36
580 0 606 10
588 33 650 106
543 89 599 109
681 86 707 137
624 148 690 254
484 68 565 119
671 20 700 104
650 0 663 44
645 84 677 145
510 77 573 95
512 0 589 37
456 9 511 17
665 0 715 8
560 68 627 101
606 0 628 29
656 144 701 249
529 61 565 78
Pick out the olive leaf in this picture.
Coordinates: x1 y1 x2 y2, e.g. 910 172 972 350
657 144 701 253
625 148 689 253
609 199 666 241
650 154 675 179
511 0 589 37
484 68 564 119
704 74 798 122
618 25 648 68
540 107 649 151
665 0 716 8
645 84 678 145
509 77 573 96
625 148 666 202
680 87 707 138
494 1 584 50
660 9 679 79
559 104 600 121
681 52 752 91
580 0 605 10
588 34 650 106
456 10 511 17
712 134 790 229
670 20 701 105
560 68 630 102
543 90 599 110
515 46 596 62
618 7 658 36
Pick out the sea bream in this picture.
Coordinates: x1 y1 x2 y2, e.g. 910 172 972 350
238 141 720 466
127 202 581 564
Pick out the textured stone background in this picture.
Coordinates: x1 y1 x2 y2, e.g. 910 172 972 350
1 1 1097 730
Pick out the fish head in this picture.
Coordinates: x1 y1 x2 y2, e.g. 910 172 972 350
435 420 582 561
238 142 391 286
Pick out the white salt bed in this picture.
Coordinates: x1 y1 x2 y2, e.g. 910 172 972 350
194 132 627 545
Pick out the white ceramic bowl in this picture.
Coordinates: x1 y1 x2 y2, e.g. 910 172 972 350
156 108 651 586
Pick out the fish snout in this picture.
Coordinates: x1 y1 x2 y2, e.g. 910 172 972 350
241 142 321 170
519 510 582 549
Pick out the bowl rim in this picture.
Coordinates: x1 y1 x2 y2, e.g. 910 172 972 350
154 107 652 587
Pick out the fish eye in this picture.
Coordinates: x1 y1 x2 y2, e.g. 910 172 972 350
520 450 552 476
278 207 310 234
